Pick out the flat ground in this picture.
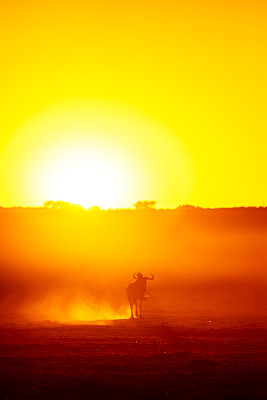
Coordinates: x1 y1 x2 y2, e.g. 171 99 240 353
0 305 266 400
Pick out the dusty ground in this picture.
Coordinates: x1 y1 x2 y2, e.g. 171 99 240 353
0 309 266 400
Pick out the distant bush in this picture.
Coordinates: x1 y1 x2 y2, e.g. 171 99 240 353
43 200 82 209
133 200 157 210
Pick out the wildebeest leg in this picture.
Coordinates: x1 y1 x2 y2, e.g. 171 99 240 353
139 299 143 318
134 300 138 318
129 298 134 318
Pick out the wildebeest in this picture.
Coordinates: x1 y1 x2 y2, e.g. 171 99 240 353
126 272 154 318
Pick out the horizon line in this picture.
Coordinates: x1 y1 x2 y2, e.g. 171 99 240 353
0 204 266 211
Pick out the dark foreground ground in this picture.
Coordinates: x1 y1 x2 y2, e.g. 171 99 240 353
0 314 267 400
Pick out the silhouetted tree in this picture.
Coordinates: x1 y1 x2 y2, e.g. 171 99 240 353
133 200 157 210
44 200 72 209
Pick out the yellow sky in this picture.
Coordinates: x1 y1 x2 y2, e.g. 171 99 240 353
0 0 266 208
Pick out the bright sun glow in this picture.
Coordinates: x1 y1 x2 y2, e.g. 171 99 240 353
0 100 193 209
41 147 130 209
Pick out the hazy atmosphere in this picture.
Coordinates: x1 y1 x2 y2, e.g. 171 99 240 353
0 1 266 399
1 206 266 323
0 0 266 209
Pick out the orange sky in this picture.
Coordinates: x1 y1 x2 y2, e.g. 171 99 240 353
0 0 266 208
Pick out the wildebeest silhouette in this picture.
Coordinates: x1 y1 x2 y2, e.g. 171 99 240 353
126 272 154 318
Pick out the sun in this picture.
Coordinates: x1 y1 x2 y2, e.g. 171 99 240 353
0 100 194 209
40 146 131 209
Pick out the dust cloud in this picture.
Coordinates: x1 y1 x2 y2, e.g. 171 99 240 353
0 206 266 323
